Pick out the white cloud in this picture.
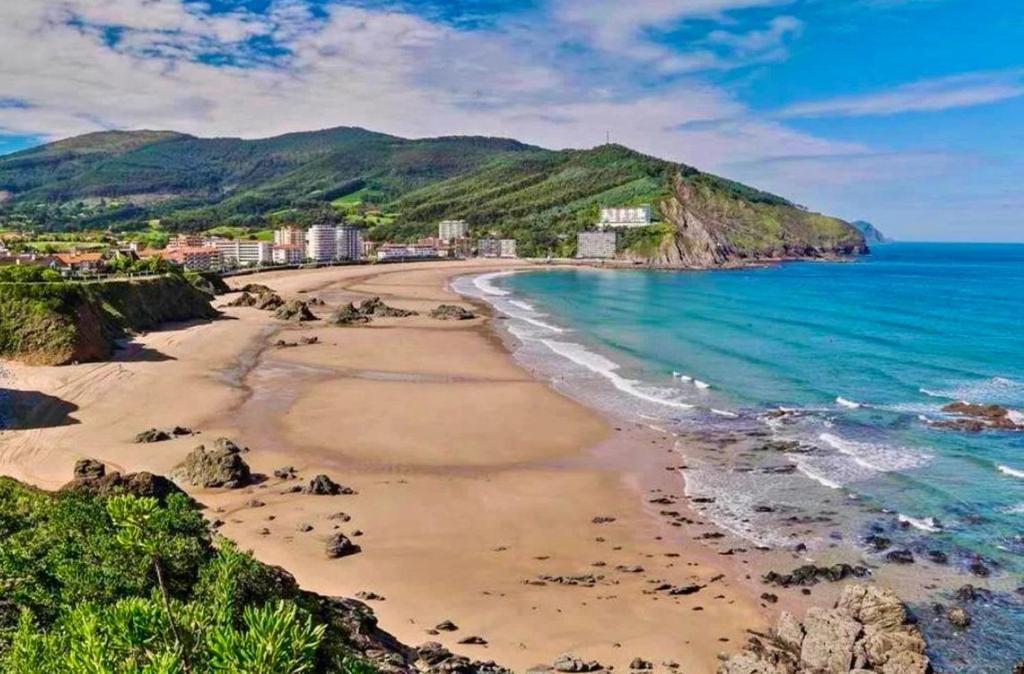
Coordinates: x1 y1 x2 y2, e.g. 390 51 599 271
779 70 1024 117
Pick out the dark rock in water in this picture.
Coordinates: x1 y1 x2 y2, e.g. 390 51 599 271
306 474 355 495
757 439 803 453
326 533 361 558
429 304 476 321
254 292 285 311
929 401 1024 432
62 462 186 503
358 296 418 318
926 549 949 564
885 549 915 565
171 437 252 488
762 563 869 587
73 458 106 480
330 303 372 325
552 654 604 672
1014 659 1024 674
954 584 991 602
865 534 891 551
968 560 991 577
946 605 971 629
274 299 317 322
134 428 172 443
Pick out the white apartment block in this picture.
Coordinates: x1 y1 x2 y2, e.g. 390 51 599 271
599 205 651 228
438 219 469 241
305 224 337 262
272 244 303 265
577 231 618 259
499 239 518 258
274 226 305 247
376 244 439 261
336 225 364 261
207 239 272 267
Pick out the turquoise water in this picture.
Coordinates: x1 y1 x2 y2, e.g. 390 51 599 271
458 243 1024 671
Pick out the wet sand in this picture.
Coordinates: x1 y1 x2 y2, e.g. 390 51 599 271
0 259 767 672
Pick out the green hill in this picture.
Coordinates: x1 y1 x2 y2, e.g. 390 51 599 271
0 126 866 264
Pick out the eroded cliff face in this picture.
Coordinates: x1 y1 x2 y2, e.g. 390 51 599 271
0 276 218 365
622 174 868 267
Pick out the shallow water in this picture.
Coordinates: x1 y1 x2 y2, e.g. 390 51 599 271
456 243 1024 672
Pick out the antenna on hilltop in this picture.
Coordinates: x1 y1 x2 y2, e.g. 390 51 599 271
605 130 610 145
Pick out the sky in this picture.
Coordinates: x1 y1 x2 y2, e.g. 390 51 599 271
0 0 1021 241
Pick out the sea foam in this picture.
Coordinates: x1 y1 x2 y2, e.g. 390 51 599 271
819 433 929 472
898 513 942 532
471 271 515 296
998 464 1024 479
836 396 864 409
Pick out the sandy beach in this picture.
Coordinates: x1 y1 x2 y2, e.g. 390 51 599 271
0 259 769 672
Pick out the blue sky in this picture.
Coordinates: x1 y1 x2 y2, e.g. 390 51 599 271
1 0 1021 241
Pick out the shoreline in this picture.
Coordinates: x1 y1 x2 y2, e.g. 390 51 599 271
0 259 781 672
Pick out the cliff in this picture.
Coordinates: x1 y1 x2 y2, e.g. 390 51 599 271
851 220 888 244
0 275 219 365
621 173 867 267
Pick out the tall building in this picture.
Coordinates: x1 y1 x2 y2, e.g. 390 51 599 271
577 231 618 259
499 239 518 258
272 244 303 265
207 239 272 267
306 224 337 262
274 226 305 247
336 225 364 261
477 238 501 258
438 219 469 241
598 205 651 228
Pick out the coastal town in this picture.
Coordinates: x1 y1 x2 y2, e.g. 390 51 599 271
0 206 656 277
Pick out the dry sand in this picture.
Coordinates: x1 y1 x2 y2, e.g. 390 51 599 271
0 259 768 672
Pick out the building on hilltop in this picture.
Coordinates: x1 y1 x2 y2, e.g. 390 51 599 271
306 224 337 262
438 219 469 241
577 231 618 259
168 233 206 249
274 226 306 248
272 244 303 265
336 225 364 261
599 205 651 228
52 252 105 274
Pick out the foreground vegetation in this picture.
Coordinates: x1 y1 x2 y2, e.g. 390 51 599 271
0 478 376 673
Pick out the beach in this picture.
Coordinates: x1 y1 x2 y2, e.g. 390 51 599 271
0 259 768 673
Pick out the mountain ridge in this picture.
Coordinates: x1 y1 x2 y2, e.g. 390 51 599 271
0 126 866 264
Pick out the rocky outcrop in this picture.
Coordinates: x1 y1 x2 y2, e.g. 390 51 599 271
621 174 867 268
762 564 870 588
61 459 187 503
330 303 372 326
306 474 355 495
226 292 257 307
273 299 317 322
171 437 252 488
134 426 193 443
0 275 219 366
718 584 930 674
254 292 284 311
429 304 476 321
358 297 418 318
927 402 1024 432
326 533 361 558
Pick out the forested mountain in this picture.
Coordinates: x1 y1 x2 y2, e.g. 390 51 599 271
0 126 866 263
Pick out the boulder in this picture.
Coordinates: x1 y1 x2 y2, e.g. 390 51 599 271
306 474 355 495
330 303 372 325
241 283 274 295
61 464 186 503
171 438 252 488
884 549 915 565
254 292 284 311
946 606 970 629
274 299 317 322
836 584 907 630
73 458 106 480
326 533 361 558
430 304 476 321
134 428 172 443
226 292 257 307
799 608 860 673
775 611 804 651
552 654 604 672
358 296 418 318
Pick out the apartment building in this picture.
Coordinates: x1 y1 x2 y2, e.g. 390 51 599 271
208 239 272 267
577 231 618 259
598 205 651 228
438 219 469 241
336 225 364 261
272 244 303 265
305 224 337 262
273 226 305 247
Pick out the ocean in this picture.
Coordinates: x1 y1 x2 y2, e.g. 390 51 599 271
455 243 1024 672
